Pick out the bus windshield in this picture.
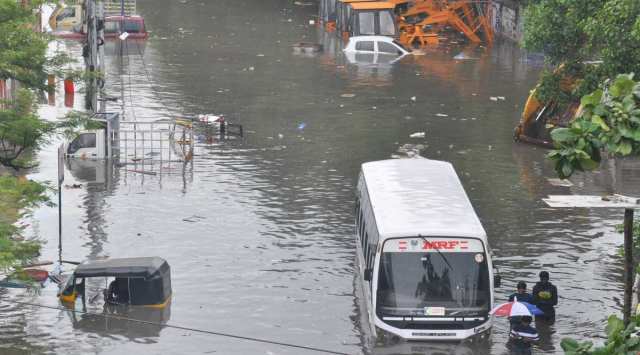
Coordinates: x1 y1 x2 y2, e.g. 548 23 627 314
376 238 490 317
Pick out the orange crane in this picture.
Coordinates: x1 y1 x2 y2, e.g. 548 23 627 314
396 0 493 47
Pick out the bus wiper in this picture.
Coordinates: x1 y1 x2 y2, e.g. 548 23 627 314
420 237 454 271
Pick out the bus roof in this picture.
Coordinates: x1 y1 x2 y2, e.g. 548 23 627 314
360 159 487 240
350 2 395 10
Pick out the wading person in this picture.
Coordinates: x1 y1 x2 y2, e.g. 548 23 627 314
532 271 558 323
509 281 534 326
509 281 534 304
509 316 539 355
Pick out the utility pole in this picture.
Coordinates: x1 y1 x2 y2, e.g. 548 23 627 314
97 1 106 114
84 0 104 113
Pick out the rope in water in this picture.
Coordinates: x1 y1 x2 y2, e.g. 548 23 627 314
2 299 351 355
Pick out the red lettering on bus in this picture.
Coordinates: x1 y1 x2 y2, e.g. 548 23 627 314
422 240 463 250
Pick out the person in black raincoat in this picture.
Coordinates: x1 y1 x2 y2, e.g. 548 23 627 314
532 271 558 322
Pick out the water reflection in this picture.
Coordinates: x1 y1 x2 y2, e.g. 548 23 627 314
66 303 171 341
372 337 491 355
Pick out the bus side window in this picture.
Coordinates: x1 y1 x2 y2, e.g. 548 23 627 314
359 210 365 238
355 200 361 234
363 232 369 253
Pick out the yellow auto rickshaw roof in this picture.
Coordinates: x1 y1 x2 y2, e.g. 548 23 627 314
338 0 377 3
350 1 395 10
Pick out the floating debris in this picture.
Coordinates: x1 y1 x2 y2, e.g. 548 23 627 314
183 215 207 223
340 93 356 98
547 178 574 187
409 132 426 138
435 113 448 117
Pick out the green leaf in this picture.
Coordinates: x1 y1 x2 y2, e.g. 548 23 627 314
578 158 599 170
618 124 635 139
623 95 636 113
611 75 636 98
582 89 603 107
592 115 610 131
617 141 633 155
561 161 574 178
606 315 625 339
551 128 578 142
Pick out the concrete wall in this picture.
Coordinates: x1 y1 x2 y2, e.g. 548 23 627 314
489 0 525 43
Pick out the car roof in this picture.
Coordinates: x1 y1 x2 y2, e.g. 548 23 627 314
361 159 487 239
349 35 395 42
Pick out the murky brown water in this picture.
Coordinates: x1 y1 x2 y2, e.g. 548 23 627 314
1 1 639 354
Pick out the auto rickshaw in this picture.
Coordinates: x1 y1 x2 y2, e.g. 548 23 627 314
58 257 172 308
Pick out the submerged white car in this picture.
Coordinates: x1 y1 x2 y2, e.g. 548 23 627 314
343 35 412 65
344 35 411 55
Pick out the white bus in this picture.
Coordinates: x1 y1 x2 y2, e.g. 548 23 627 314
355 159 498 341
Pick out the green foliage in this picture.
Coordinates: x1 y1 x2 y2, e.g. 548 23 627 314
584 0 640 77
0 0 48 88
614 221 640 274
523 0 640 105
548 74 640 178
535 68 574 107
0 89 55 169
561 315 640 354
0 175 50 273
523 0 595 66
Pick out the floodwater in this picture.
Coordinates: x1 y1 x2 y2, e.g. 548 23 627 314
1 1 639 354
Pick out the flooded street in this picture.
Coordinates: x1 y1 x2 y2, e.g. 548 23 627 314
1 1 639 354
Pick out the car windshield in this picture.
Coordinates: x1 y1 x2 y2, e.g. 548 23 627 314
376 239 490 317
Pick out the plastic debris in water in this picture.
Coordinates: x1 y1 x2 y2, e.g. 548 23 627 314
298 123 306 130
453 52 478 60
340 93 356 98
409 132 425 138
410 96 417 102
490 96 498 101
436 113 448 117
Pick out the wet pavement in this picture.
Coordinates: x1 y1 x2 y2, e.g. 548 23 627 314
1 0 639 354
